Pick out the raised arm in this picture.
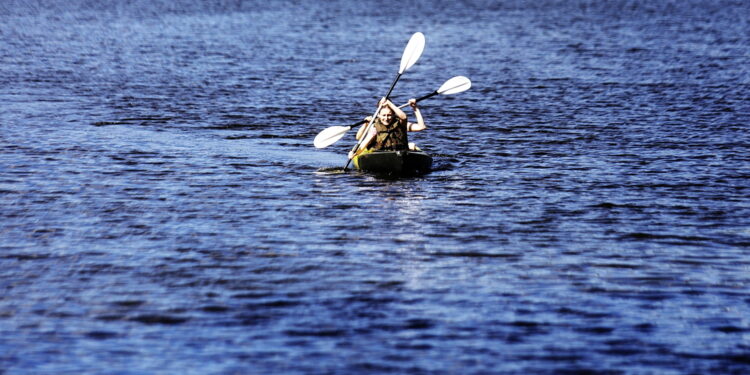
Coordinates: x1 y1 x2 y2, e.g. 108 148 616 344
379 97 407 122
349 117 376 159
355 117 372 140
407 98 426 131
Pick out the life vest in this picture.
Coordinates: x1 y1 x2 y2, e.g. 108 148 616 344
371 117 408 151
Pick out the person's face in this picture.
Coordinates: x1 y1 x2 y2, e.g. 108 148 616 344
378 107 393 124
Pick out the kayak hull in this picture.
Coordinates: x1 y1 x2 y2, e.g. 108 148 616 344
352 150 432 176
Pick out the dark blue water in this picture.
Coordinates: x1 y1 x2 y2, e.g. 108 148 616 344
2 0 750 373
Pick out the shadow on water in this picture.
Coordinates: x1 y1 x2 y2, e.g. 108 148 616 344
315 162 445 180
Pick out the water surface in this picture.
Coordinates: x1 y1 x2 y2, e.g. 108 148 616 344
2 1 750 373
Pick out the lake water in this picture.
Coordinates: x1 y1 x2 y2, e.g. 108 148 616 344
2 0 749 373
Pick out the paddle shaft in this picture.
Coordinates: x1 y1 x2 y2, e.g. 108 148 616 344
315 76 470 149
413 90 439 103
346 90 439 129
344 73 402 170
342 32 426 168
384 74 402 102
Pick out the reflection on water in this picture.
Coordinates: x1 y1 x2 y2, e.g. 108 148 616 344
2 0 750 374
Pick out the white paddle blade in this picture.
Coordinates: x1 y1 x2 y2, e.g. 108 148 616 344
399 32 425 74
314 126 351 148
437 76 472 95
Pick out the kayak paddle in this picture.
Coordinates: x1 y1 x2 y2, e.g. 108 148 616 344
343 32 425 170
313 75 471 149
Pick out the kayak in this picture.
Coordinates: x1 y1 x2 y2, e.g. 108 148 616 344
352 150 433 176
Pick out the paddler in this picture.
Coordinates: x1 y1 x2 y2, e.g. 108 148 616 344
348 98 426 159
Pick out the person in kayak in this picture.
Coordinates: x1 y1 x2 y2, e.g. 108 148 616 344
349 98 426 158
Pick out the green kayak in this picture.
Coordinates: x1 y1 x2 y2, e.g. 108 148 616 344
352 150 433 176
